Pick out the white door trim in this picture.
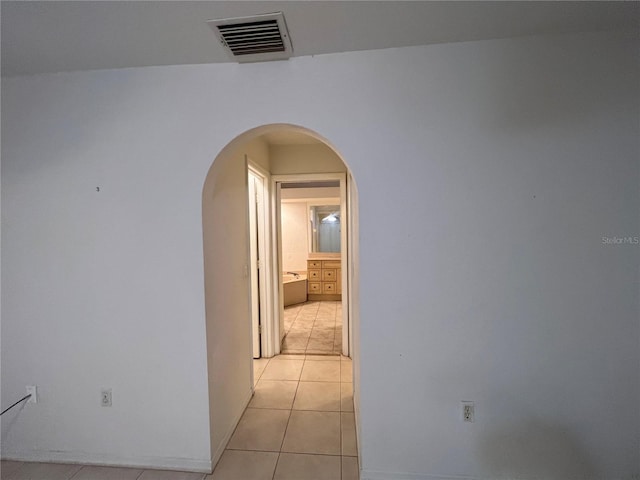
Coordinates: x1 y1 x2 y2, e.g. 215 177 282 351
274 182 285 350
271 172 349 356
248 169 260 358
248 160 276 358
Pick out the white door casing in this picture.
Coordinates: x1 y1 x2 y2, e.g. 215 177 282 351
272 172 349 357
248 169 261 358
248 161 275 358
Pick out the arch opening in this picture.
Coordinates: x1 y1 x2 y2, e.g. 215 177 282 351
201 124 360 469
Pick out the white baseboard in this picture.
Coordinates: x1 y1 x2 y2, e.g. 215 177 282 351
2 387 255 475
360 471 624 480
210 386 254 470
0 450 212 473
361 470 487 480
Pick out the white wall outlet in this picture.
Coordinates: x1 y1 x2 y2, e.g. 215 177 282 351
26 385 37 404
101 389 112 407
462 401 474 422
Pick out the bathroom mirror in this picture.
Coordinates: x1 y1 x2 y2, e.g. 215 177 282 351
310 205 341 253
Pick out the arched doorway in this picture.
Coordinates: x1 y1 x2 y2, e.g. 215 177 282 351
201 124 360 468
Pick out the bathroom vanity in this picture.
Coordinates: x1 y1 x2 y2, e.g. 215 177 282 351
307 257 342 301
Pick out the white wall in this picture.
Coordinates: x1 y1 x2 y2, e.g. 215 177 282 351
1 68 213 471
347 172 361 465
270 143 346 175
1 30 638 479
280 186 340 200
280 202 309 272
280 185 342 272
202 137 270 466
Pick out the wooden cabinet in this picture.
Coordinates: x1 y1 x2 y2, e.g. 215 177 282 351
307 259 342 301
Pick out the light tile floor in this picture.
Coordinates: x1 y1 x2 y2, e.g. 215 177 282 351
1 355 358 480
282 301 342 355
215 354 358 479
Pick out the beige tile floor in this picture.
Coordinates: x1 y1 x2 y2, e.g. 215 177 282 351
281 301 342 355
217 354 358 479
1 355 358 480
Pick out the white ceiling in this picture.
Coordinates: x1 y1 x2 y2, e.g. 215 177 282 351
2 1 638 77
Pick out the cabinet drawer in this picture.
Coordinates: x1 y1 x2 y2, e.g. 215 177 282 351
307 260 323 268
322 260 341 269
323 282 337 294
322 269 337 281
308 269 321 280
308 282 322 293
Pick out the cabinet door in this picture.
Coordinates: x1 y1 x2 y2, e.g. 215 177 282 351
308 269 321 281
323 282 337 294
322 269 337 281
308 282 322 293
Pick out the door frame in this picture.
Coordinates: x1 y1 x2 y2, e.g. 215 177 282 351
248 167 260 358
247 160 276 358
271 172 349 356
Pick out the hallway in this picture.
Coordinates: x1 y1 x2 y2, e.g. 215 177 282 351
211 354 358 479
281 301 343 355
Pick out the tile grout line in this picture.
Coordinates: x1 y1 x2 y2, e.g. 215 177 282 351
271 362 302 478
271 452 281 480
224 446 348 458
258 356 270 384
340 390 344 480
68 465 83 479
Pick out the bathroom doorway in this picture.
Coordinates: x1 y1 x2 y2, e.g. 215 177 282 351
275 173 349 356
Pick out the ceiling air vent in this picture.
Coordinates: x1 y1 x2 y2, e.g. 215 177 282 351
207 12 293 63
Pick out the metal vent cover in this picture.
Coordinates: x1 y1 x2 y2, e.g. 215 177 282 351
207 12 293 63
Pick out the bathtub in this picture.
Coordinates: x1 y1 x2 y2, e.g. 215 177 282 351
283 273 308 307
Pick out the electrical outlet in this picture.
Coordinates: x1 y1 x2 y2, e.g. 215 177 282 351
101 389 112 407
462 401 474 423
26 385 37 404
